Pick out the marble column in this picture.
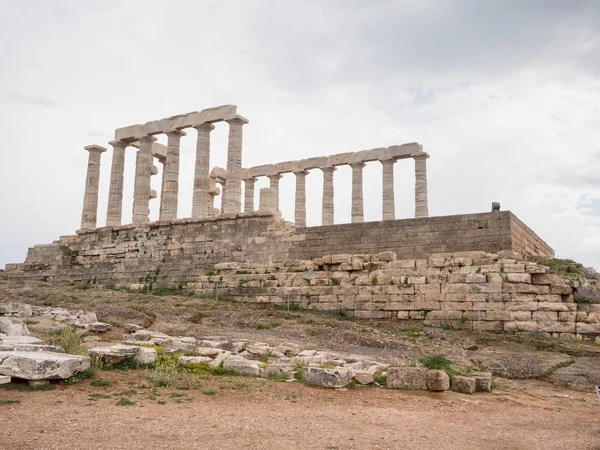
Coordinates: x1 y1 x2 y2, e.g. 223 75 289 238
350 162 365 223
106 140 127 226
160 130 185 221
80 145 106 230
259 187 276 212
220 182 226 214
321 166 336 226
132 135 157 225
414 153 429 218
192 123 215 219
294 171 308 228
268 174 282 211
222 116 248 214
381 158 396 221
243 177 256 213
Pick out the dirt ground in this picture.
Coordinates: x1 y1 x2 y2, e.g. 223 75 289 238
1 279 600 449
1 371 599 450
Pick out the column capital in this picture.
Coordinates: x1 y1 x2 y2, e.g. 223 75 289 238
413 152 430 160
380 158 396 165
349 162 366 169
243 177 257 183
193 123 215 132
225 115 249 125
84 145 107 153
108 140 127 150
137 135 158 144
320 166 337 173
293 170 309 176
268 173 283 181
164 129 187 137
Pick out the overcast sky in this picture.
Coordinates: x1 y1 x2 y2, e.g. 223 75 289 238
1 0 599 270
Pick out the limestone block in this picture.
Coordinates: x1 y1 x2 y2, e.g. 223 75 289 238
558 312 577 322
575 323 600 334
503 284 549 295
465 273 486 283
506 273 532 284
88 345 141 364
428 257 446 268
537 302 570 312
532 311 558 322
526 264 547 274
486 311 511 321
550 284 572 295
426 370 450 391
498 250 522 259
223 356 261 376
473 372 492 392
178 356 212 366
451 376 476 394
387 367 428 390
470 283 503 294
502 264 525 273
503 321 537 332
135 347 158 364
376 251 397 262
537 322 576 333
510 311 532 321
0 375 10 384
302 367 354 388
0 318 31 337
531 273 564 285
85 322 112 332
0 351 91 380
479 264 502 273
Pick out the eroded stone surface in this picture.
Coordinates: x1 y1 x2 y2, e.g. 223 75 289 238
0 351 90 380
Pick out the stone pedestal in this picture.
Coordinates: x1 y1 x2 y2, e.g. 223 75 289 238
192 124 215 219
222 116 248 214
244 178 256 213
381 159 395 221
160 130 185 221
80 145 106 230
321 166 336 226
350 162 365 223
132 136 157 225
294 171 308 228
268 174 283 211
106 141 127 226
414 154 429 218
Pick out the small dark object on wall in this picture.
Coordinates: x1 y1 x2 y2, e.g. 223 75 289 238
492 202 501 212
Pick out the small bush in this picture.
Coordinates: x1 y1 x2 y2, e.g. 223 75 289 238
40 327 84 355
115 397 136 406
202 389 217 396
64 368 96 384
329 277 340 286
256 321 280 330
0 399 20 405
90 379 111 387
418 354 458 378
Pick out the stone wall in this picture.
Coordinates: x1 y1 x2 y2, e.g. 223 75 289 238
187 250 598 340
292 211 553 261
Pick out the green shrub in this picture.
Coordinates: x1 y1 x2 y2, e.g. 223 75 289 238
40 327 84 355
90 379 111 387
115 397 136 406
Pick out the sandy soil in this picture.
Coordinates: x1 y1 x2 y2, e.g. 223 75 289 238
1 371 599 450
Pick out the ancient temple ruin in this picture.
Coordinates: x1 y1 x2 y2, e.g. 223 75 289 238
79 105 429 231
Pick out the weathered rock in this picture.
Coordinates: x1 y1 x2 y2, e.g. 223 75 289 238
547 357 600 391
427 370 450 391
0 336 45 346
195 347 222 357
178 356 211 366
129 330 152 342
0 351 91 380
134 347 157 364
76 312 98 324
223 356 261 376
451 376 476 394
302 367 354 388
0 318 31 336
0 375 10 384
0 344 64 353
262 363 296 380
88 345 140 364
473 372 493 392
472 351 574 379
85 322 112 332
124 323 144 333
387 367 429 390
353 369 376 385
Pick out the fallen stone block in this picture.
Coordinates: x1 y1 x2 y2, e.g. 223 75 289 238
0 343 64 353
387 367 429 390
195 347 222 357
0 375 10 384
85 322 112 332
427 370 450 391
88 345 140 364
302 367 354 388
262 363 296 380
0 351 91 380
451 376 476 394
473 372 493 392
135 347 158 364
178 356 212 366
0 336 46 346
223 356 261 376
353 369 376 385
0 318 31 337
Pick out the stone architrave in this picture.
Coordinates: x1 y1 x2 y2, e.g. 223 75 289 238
294 170 308 228
80 145 106 230
381 158 396 221
192 123 215 218
106 140 127 226
268 174 283 211
243 177 256 213
321 166 336 226
132 135 157 225
222 116 248 214
160 130 185 221
350 162 365 223
414 153 429 218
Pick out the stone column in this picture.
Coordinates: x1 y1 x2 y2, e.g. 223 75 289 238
414 153 429 218
243 177 256 213
220 182 226 214
132 135 157 225
106 140 127 226
381 158 396 221
268 174 282 211
321 166 336 226
350 162 365 223
192 123 215 218
80 145 106 230
294 171 308 228
160 130 185 221
222 116 248 214
259 187 276 213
